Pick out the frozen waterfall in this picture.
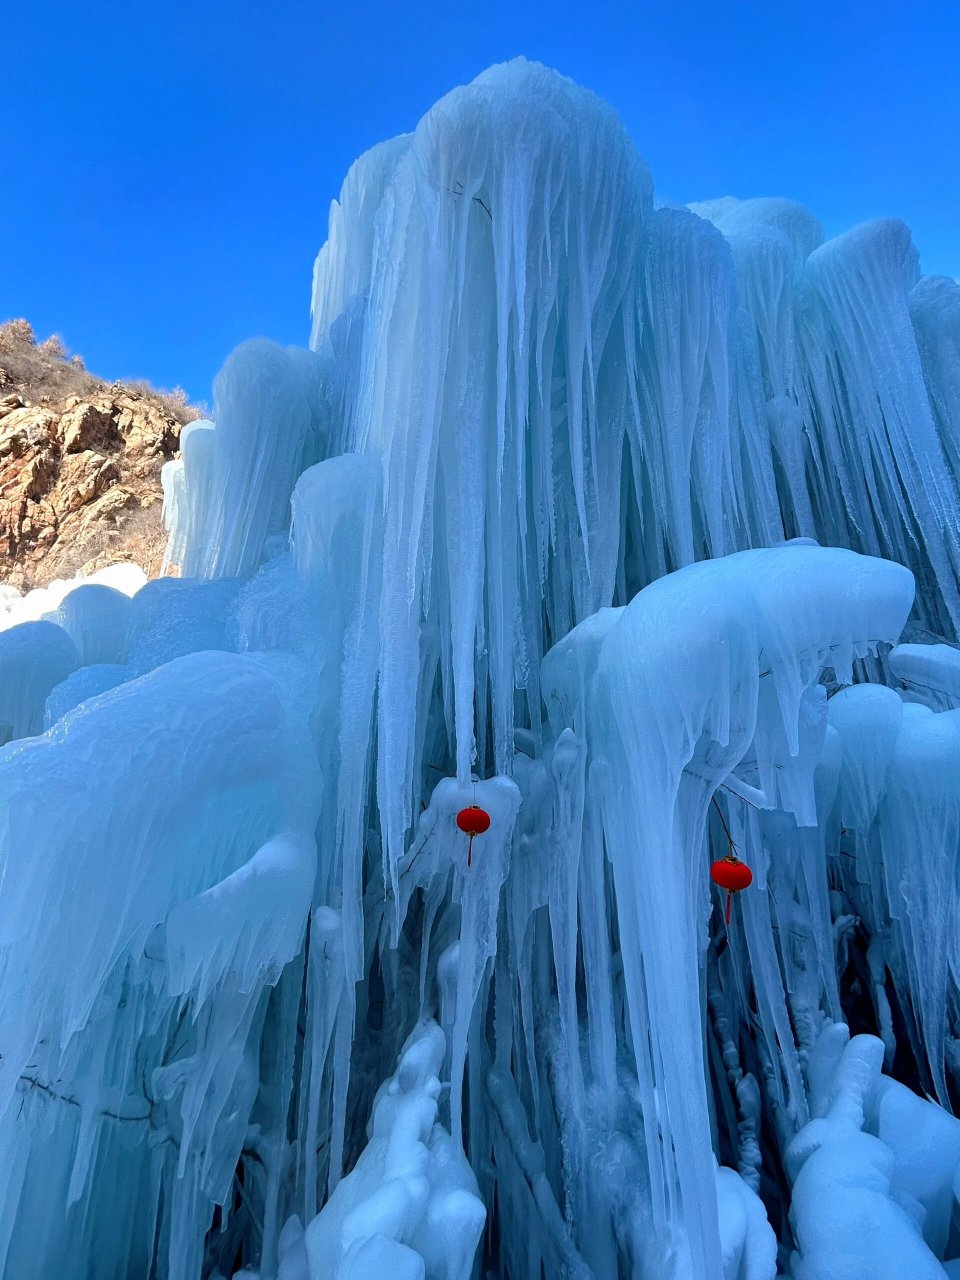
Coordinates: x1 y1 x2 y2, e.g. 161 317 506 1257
3 57 960 1280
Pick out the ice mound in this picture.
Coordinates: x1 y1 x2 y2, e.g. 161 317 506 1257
787 1025 960 1278
298 1021 484 1280
0 561 146 631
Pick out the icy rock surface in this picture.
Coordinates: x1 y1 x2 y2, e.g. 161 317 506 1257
787 1025 960 1278
3 56 960 1280
299 1021 484 1280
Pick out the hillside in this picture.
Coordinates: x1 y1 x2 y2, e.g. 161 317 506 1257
0 320 199 590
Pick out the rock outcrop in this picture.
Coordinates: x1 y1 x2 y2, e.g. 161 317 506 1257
0 321 197 589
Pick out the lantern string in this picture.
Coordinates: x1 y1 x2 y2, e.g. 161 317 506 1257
710 794 739 858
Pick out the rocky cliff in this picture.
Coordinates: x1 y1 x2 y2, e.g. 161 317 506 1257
0 320 198 590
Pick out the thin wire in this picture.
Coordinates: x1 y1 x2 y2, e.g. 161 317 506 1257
710 794 739 857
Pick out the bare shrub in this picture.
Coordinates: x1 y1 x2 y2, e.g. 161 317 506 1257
37 334 66 359
0 319 36 352
123 378 202 425
166 387 203 422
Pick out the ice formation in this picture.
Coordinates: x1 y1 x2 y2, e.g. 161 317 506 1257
3 58 960 1280
0 562 146 631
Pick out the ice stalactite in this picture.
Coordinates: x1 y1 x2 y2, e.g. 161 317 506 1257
798 221 960 635
542 545 912 1277
0 653 321 1277
3 55 960 1280
827 679 960 1107
161 340 334 582
162 418 217 576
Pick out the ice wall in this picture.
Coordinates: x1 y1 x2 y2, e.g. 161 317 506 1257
2 56 960 1280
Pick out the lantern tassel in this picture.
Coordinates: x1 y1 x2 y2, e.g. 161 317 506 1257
725 891 733 926
467 835 473 868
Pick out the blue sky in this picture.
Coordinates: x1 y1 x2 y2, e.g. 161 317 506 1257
5 1 958 403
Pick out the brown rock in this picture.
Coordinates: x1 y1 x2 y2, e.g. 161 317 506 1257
58 449 106 488
22 451 59 500
0 407 57 457
80 486 137 526
60 453 120 512
0 344 190 589
61 401 120 454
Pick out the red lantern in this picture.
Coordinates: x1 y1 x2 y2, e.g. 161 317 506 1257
456 806 491 867
710 855 753 924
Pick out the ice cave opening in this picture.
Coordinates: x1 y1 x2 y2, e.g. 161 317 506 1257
3 57 960 1280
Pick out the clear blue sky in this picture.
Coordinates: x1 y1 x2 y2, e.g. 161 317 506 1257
5 1 958 403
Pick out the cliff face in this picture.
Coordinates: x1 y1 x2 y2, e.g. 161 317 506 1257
0 321 197 590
